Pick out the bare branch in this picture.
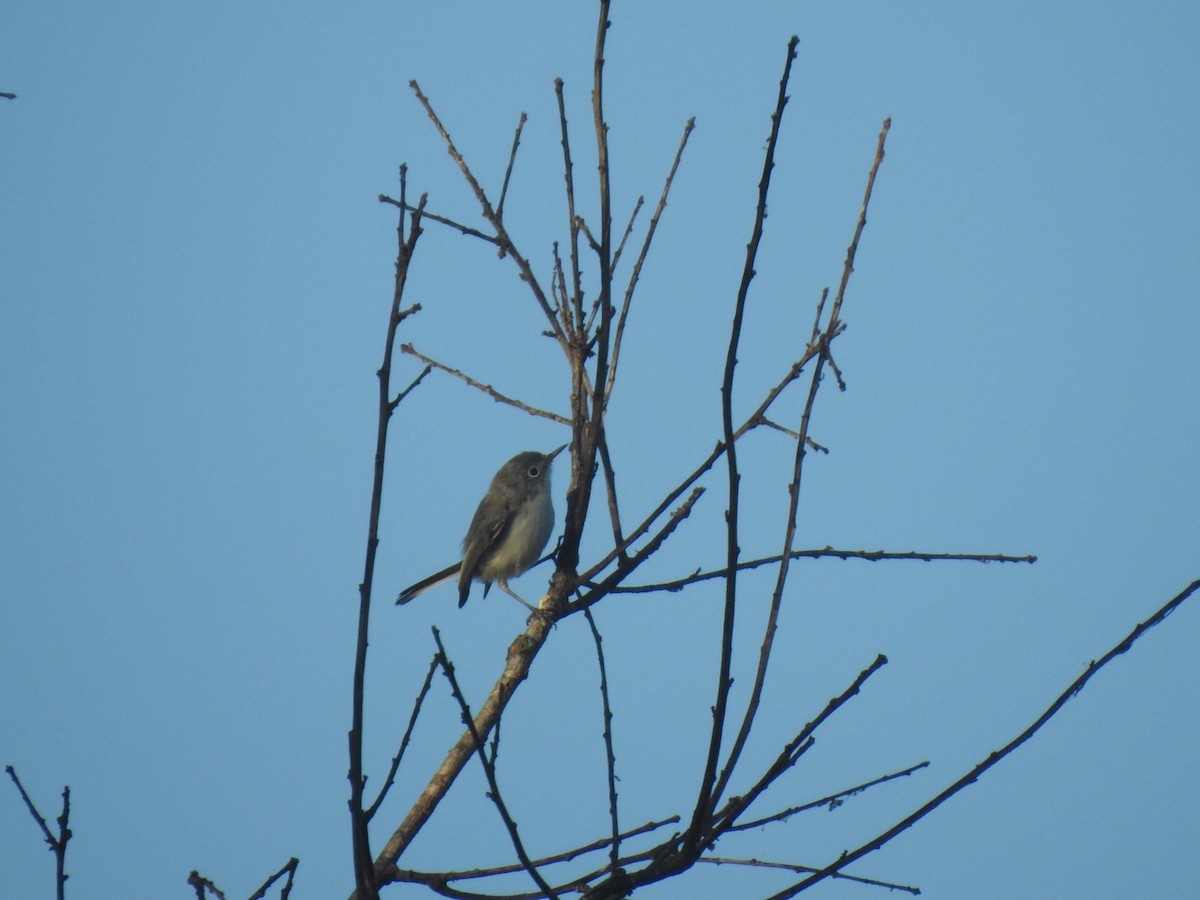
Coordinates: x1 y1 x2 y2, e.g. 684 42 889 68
389 361 432 411
6 766 71 900
714 115 892 811
689 34 800 855
698 857 919 894
373 605 561 882
379 197 502 246
568 486 706 614
769 577 1200 898
366 655 440 821
827 117 891 328
409 81 565 345
609 547 1036 594
400 343 571 424
729 761 930 831
394 816 680 889
187 870 227 900
349 183 428 900
496 112 528 221
432 628 559 899
605 117 695 403
554 78 585 333
249 858 300 900
584 609 621 876
594 426 627 558
609 195 644 274
704 654 888 845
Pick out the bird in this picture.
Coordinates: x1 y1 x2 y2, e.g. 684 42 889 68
395 445 566 610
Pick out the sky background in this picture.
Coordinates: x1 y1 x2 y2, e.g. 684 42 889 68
2 2 1198 898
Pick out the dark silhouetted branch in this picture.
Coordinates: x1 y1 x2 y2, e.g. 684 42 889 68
432 628 558 899
6 766 71 900
768 577 1200 899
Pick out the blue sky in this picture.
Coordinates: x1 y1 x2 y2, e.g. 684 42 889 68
2 3 1198 898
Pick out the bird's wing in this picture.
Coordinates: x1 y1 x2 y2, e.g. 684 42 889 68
458 491 515 605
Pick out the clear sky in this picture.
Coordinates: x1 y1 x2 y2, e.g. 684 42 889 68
2 3 1198 898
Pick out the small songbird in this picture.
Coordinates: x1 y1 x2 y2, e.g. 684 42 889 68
395 445 566 610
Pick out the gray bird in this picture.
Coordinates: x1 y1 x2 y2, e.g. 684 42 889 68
395 445 566 610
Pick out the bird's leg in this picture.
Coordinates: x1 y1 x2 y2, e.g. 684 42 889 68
497 578 541 614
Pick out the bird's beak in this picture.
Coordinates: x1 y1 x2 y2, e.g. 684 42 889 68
546 444 568 464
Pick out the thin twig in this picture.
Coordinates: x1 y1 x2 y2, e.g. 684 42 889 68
609 196 644 274
497 112 528 221
396 816 680 887
554 79 585 334
249 858 300 900
400 344 571 425
595 426 626 559
390 360 431 411
409 81 565 345
699 857 919 894
366 655 440 821
606 547 1036 593
729 761 930 831
705 655 889 844
379 197 503 246
550 242 576 345
567 486 706 615
605 117 694 403
584 609 621 875
826 118 891 329
757 417 826 448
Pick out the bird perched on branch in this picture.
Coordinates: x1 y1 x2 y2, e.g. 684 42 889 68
395 445 566 610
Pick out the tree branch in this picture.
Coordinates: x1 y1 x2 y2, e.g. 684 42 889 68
432 629 558 899
768 577 1200 898
5 766 71 900
689 33 800 856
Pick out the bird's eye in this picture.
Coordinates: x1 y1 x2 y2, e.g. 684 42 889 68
528 465 540 477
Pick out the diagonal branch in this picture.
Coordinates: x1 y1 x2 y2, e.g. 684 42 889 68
371 606 561 885
768 577 1200 898
409 80 566 346
698 857 918 895
567 486 706 614
248 857 300 900
607 547 1037 593
496 112 528 221
432 628 558 899
379 196 502 246
584 609 621 876
400 343 571 424
728 761 930 832
604 117 695 404
704 654 888 844
5 766 72 900
688 34 800 856
366 655 440 821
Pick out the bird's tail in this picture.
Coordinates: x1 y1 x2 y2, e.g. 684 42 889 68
395 561 462 605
